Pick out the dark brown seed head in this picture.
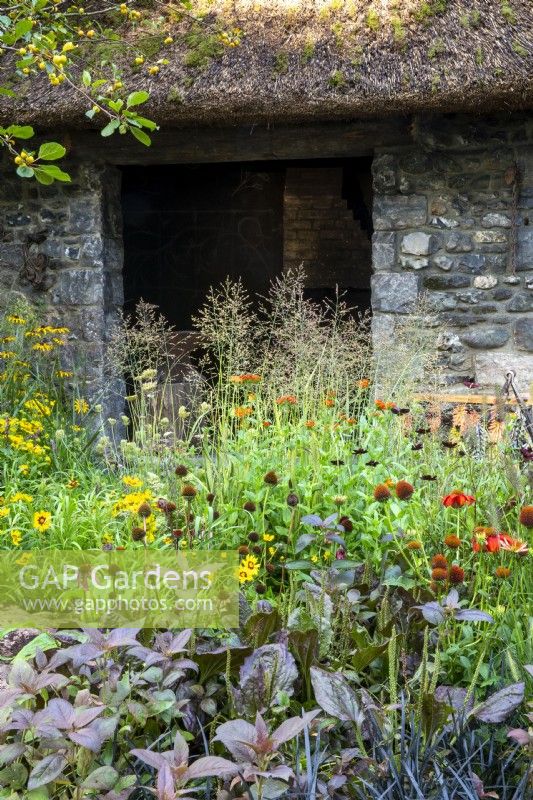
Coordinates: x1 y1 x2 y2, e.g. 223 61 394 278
396 480 414 500
206 492 215 504
373 483 391 501
243 500 257 513
238 545 250 555
286 493 299 507
181 484 197 499
252 545 262 555
263 470 279 486
175 464 188 477
266 563 275 575
339 516 353 533
248 531 259 543
137 502 152 518
132 526 146 541
255 582 267 594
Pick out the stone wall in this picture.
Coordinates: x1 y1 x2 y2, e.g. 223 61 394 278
371 115 533 391
0 162 124 412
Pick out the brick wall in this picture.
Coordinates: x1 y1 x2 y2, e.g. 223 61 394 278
283 166 371 291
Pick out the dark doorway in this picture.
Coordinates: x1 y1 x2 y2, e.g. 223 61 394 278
121 158 373 329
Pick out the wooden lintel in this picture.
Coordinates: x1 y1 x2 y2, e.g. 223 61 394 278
65 117 412 165
413 393 531 406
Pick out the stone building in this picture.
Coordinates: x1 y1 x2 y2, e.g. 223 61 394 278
0 0 532 405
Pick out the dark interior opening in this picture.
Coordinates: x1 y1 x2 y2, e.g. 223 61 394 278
121 157 373 330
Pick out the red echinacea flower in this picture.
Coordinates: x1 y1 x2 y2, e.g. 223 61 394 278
443 491 475 508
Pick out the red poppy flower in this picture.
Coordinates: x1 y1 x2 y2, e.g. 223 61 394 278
442 491 475 508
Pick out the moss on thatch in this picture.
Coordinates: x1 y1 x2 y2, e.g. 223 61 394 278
0 0 531 129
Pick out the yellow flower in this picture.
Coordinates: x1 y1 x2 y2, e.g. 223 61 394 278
16 551 32 564
263 533 275 542
311 554 319 563
123 475 143 488
323 551 332 560
9 493 33 504
19 464 29 475
6 315 26 325
74 398 89 415
268 546 276 557
0 507 10 518
10 530 22 547
56 370 73 378
32 342 54 352
33 510 51 532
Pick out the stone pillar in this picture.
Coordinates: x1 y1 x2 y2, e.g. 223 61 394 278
371 115 533 393
0 161 124 412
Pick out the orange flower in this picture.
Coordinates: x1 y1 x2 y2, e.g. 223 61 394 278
276 394 297 405
499 534 528 555
230 374 261 384
324 397 335 408
345 417 357 425
375 399 395 410
444 534 461 549
407 540 422 550
518 505 533 528
448 565 465 585
373 483 391 501
262 420 272 428
305 420 316 428
395 480 414 500
357 378 370 389
431 554 448 569
494 566 511 579
234 406 253 419
472 530 527 554
442 491 475 508
431 567 448 582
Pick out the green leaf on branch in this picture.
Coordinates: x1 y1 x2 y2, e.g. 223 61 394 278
16 165 34 178
82 70 92 87
37 165 71 182
127 90 149 108
130 127 151 146
14 19 33 39
6 125 34 139
133 115 159 131
100 119 120 137
33 168 54 185
38 142 66 161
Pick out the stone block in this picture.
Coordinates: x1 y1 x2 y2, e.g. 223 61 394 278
514 318 533 351
475 352 533 390
460 328 510 349
372 232 396 271
372 154 397 194
492 288 513 301
506 292 533 312
432 254 454 271
445 232 473 253
0 243 25 269
457 289 484 304
473 275 498 289
400 255 429 270
425 291 458 311
52 269 104 306
430 217 458 229
517 227 532 271
423 274 471 290
401 232 438 256
373 195 427 230
481 213 511 228
371 312 397 343
371 272 420 313
457 254 486 274
473 230 507 245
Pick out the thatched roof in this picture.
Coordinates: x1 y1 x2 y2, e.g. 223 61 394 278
1 0 532 130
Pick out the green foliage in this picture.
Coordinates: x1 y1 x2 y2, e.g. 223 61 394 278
500 1 517 24
329 69 345 88
183 25 223 69
413 0 448 23
475 46 484 65
512 41 527 57
390 15 406 46
301 38 316 64
428 39 445 59
273 51 289 75
365 9 380 32
460 10 481 28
